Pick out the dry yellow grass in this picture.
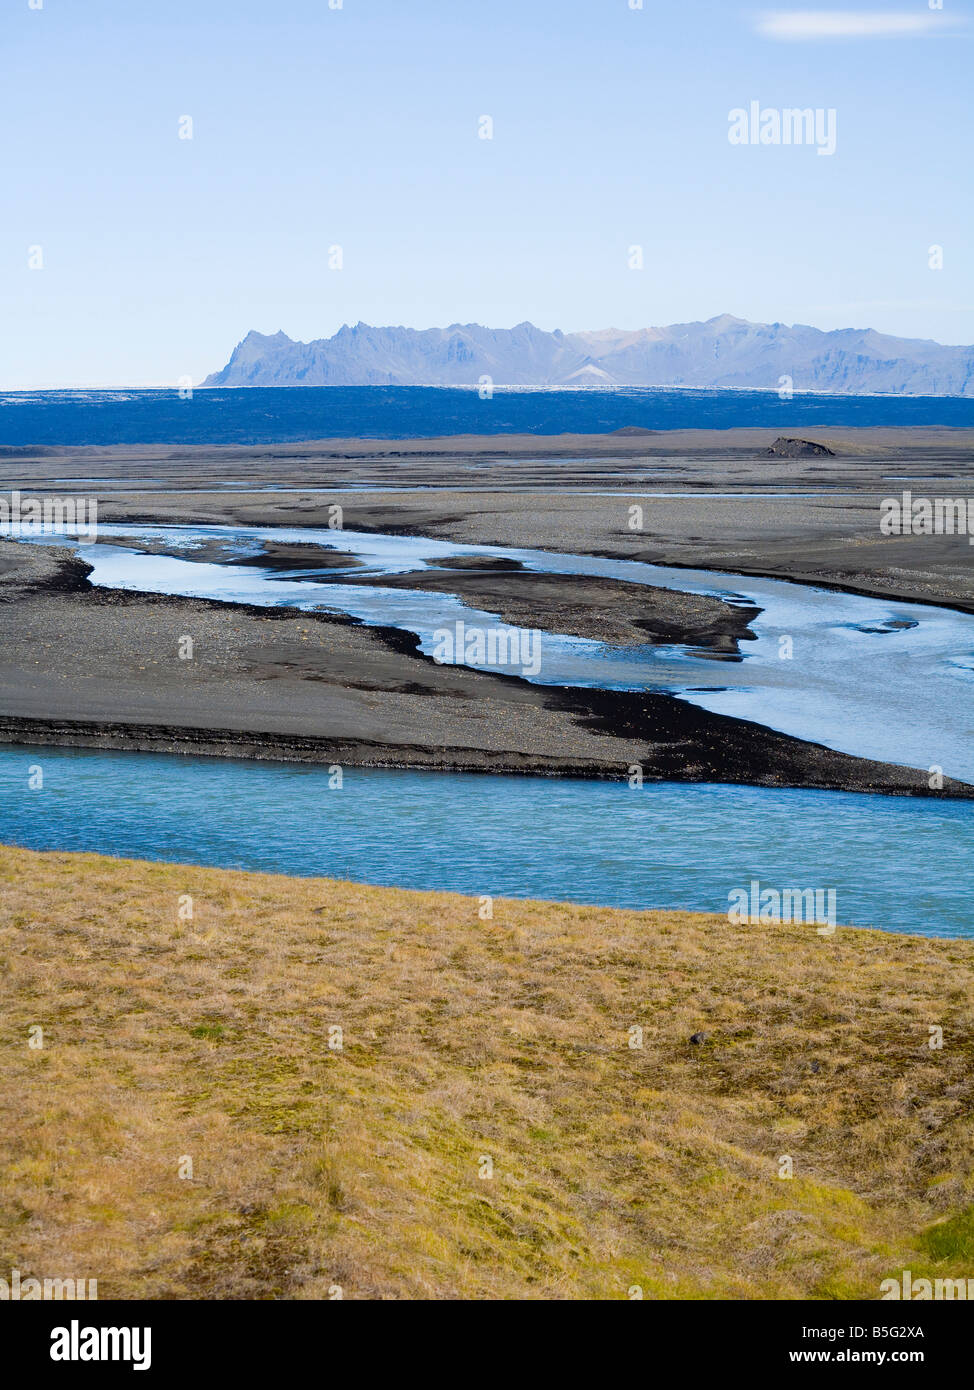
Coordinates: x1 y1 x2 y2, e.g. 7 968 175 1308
1 842 973 1300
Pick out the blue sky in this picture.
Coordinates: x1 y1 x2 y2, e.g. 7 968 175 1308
3 0 972 386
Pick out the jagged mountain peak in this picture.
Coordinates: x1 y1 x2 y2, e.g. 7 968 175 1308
202 318 974 395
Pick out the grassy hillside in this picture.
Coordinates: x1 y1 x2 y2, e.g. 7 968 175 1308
1 844 972 1299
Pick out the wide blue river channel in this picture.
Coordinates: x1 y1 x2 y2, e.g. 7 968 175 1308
0 747 970 938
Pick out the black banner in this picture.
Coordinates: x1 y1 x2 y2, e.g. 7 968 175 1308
2 1299 965 1376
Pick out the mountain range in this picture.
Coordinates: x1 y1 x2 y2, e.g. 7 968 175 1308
202 316 974 396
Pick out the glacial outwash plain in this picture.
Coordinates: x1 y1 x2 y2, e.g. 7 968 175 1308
2 425 974 1299
1 426 974 793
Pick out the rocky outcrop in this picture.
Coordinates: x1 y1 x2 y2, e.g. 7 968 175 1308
766 437 836 458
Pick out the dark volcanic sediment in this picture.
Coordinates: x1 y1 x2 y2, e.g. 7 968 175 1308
328 562 760 654
0 540 968 797
128 535 761 653
2 430 972 794
7 425 972 613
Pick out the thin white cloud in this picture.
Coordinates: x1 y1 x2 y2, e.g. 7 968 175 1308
755 10 967 41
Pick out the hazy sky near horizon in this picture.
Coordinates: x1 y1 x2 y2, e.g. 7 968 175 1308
3 0 972 387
